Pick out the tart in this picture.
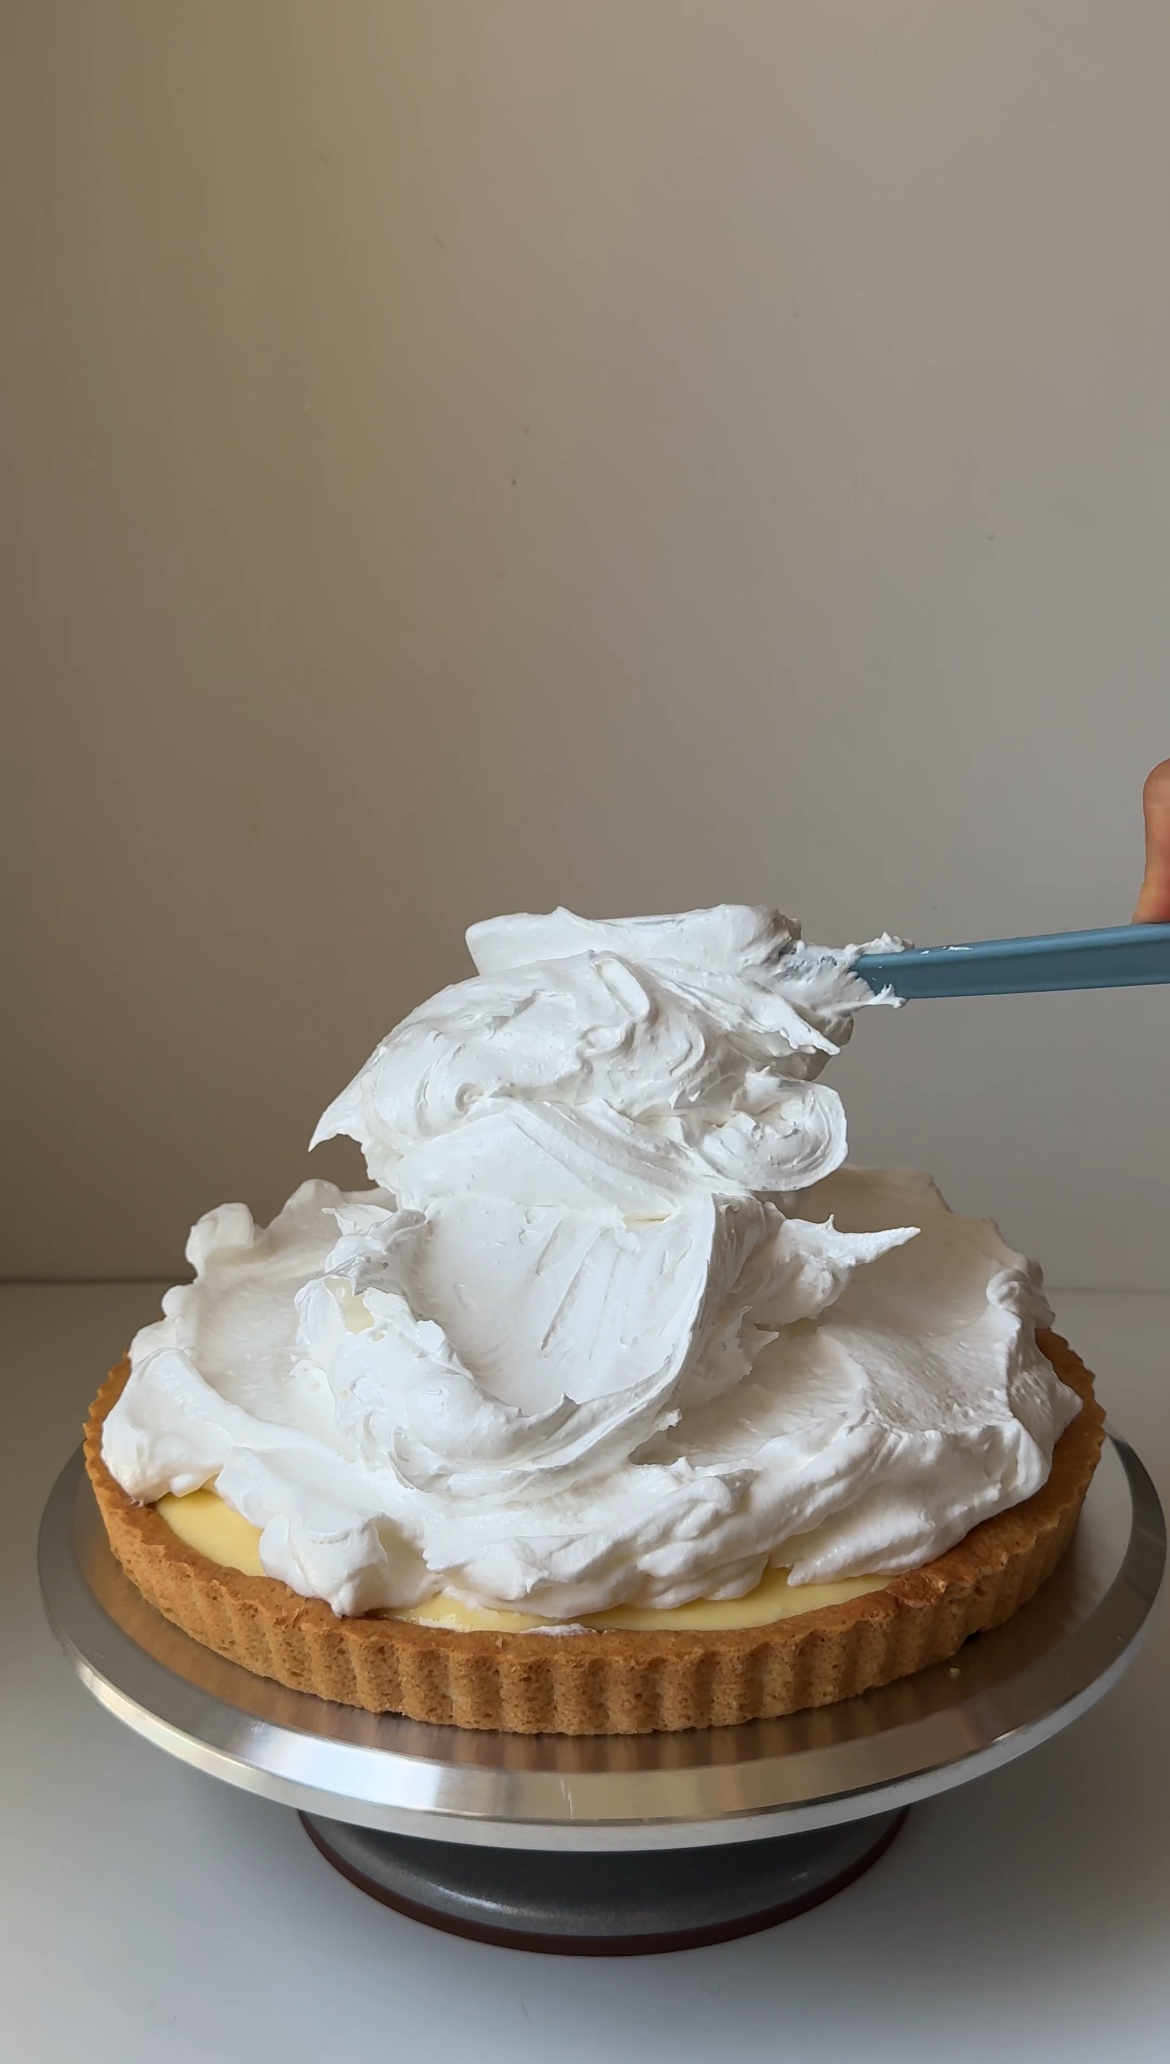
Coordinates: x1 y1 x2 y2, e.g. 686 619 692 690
84 1328 1102 1736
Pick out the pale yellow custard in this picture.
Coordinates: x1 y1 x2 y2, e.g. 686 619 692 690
155 1486 890 1632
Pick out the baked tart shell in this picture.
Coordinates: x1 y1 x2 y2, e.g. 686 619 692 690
84 1329 1103 1735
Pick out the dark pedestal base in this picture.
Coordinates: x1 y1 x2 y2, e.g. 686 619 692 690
301 1807 908 1955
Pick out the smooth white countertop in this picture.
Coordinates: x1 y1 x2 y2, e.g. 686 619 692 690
4 1282 1168 2064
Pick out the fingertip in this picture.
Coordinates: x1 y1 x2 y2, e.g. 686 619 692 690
1142 758 1170 812
1135 759 1170 922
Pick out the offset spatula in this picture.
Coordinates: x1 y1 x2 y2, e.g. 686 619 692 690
851 923 1170 1001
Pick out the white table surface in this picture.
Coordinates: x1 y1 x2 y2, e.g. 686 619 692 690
4 1282 1169 2064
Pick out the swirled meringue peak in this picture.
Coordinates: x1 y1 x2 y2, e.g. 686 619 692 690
103 905 1080 1620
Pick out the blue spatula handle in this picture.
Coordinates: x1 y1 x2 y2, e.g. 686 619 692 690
852 923 1170 1000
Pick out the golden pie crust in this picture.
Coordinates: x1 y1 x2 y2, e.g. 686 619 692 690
84 1329 1103 1736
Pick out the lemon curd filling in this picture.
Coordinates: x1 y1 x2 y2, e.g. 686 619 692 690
155 1486 890 1632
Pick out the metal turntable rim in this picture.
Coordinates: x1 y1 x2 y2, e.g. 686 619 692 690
38 1431 1164 1853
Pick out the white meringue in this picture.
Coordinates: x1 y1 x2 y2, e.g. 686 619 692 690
102 906 1079 1618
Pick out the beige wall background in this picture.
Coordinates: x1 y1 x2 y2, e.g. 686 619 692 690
3 1 1168 1288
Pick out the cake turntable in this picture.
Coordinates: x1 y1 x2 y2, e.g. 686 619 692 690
39 1428 1164 1954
